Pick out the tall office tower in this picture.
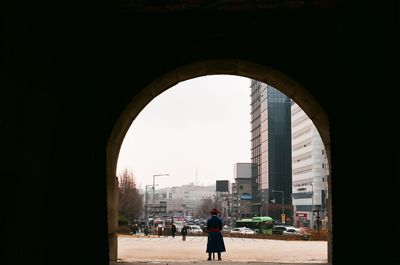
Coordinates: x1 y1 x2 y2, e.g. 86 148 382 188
291 101 329 228
250 80 292 222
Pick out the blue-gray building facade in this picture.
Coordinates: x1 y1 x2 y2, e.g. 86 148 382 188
250 80 293 223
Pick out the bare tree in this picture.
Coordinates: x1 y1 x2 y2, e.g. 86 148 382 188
196 196 223 219
118 168 143 222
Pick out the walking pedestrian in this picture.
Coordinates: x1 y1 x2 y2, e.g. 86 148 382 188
144 226 150 237
206 208 226 261
171 224 177 238
130 223 138 235
180 225 188 241
157 225 163 237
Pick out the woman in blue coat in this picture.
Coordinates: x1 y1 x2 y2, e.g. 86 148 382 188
206 208 226 260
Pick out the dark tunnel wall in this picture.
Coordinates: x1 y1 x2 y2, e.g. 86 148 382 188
2 1 398 264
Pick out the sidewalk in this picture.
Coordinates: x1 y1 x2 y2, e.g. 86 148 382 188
117 235 328 264
110 260 327 265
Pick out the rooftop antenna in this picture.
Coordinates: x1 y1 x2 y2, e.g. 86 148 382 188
196 168 198 186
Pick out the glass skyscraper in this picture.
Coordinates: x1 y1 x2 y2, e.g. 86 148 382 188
250 80 292 222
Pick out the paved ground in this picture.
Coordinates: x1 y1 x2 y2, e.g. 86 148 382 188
116 235 328 264
110 260 327 265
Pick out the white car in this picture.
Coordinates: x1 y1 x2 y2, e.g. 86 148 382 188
283 227 302 235
279 226 310 236
230 227 256 235
222 225 232 233
272 225 298 235
188 225 203 234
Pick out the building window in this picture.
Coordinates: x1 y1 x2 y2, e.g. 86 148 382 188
239 185 244 190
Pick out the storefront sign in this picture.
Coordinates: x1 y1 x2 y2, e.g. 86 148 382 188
296 212 308 217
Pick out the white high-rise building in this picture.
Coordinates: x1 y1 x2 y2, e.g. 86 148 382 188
291 101 329 228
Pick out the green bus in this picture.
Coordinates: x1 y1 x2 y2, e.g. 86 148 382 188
235 216 274 234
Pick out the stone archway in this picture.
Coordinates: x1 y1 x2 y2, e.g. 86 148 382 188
106 59 332 264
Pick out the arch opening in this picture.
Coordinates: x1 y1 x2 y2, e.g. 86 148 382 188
106 59 332 264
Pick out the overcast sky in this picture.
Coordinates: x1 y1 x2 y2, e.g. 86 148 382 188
117 75 252 190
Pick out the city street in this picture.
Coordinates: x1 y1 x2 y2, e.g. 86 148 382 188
117 235 327 264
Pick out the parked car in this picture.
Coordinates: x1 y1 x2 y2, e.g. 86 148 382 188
188 225 203 234
283 227 302 235
222 225 232 234
199 224 207 232
272 225 297 235
272 225 310 236
230 227 256 235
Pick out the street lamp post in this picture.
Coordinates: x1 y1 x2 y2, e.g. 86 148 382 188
310 183 314 212
236 185 240 220
152 173 169 217
144 184 157 226
310 183 314 229
272 190 285 223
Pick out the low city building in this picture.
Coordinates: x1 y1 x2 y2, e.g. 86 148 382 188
231 163 258 220
144 183 216 218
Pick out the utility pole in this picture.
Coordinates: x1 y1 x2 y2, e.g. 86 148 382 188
272 190 285 224
144 184 154 226
310 183 314 229
152 174 169 217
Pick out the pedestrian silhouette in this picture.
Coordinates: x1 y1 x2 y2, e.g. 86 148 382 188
171 224 177 238
144 226 150 237
180 225 188 241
